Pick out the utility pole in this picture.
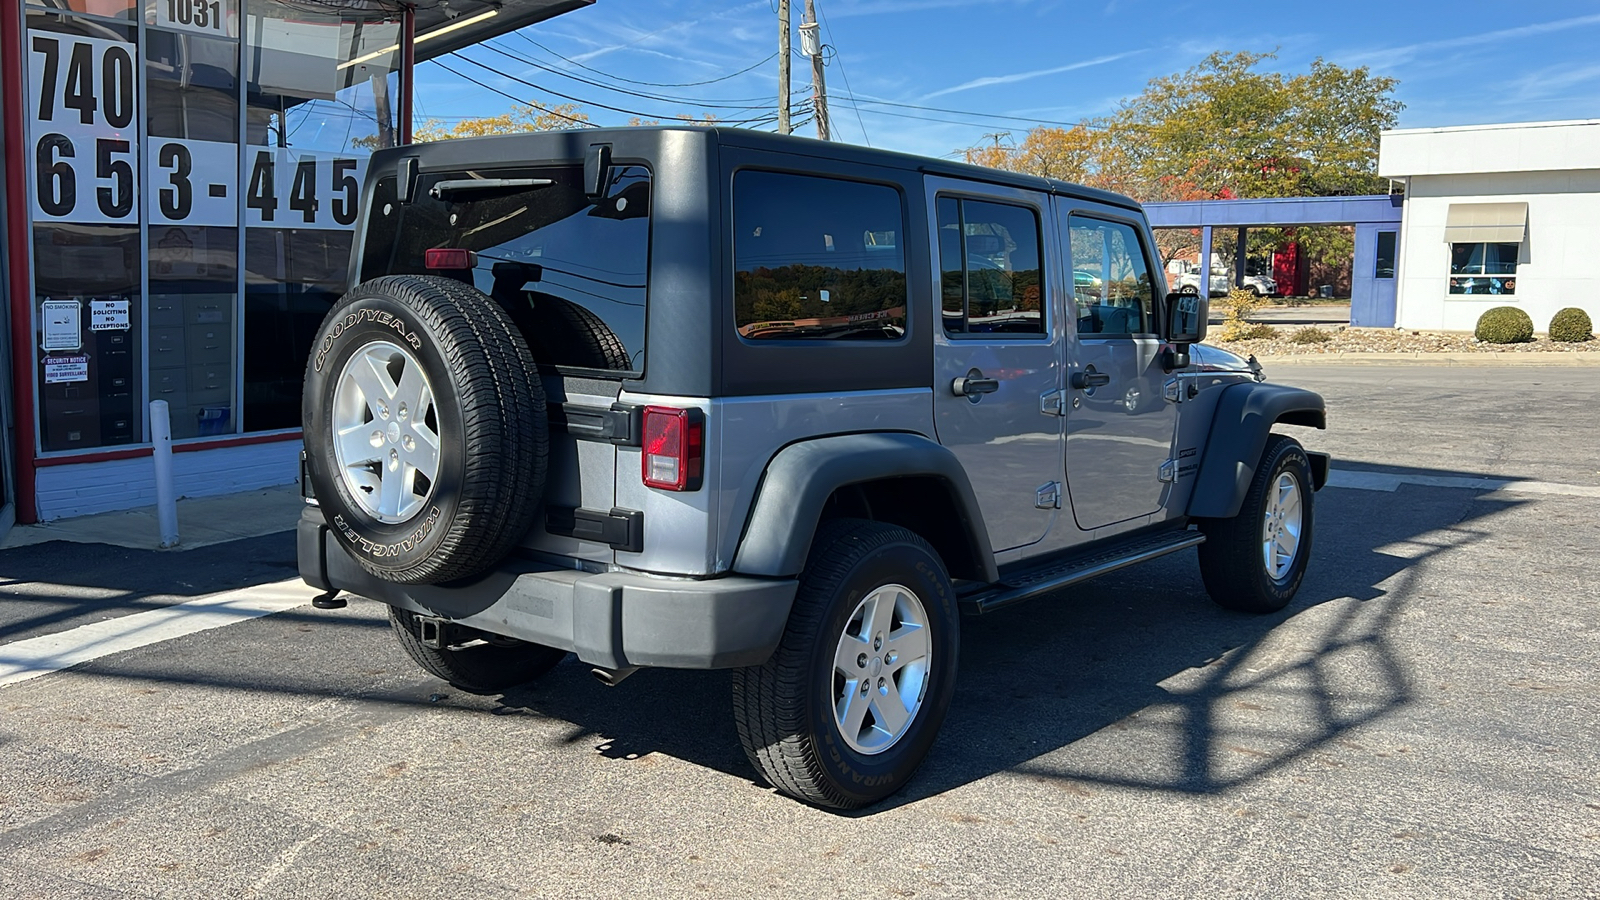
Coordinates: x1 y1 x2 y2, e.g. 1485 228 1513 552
801 0 830 140
777 0 791 135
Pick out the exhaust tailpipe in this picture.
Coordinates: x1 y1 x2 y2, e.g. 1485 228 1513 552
591 666 640 688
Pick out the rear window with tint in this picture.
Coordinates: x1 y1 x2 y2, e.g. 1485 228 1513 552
733 171 908 341
362 165 650 375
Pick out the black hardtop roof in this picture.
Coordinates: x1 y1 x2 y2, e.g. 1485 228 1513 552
373 125 1144 213
706 126 1143 212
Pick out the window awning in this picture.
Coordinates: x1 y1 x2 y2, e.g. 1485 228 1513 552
1444 202 1527 243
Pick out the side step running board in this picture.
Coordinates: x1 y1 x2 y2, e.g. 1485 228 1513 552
960 530 1206 615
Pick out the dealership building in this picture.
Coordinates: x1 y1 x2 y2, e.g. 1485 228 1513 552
0 0 589 535
1379 118 1600 333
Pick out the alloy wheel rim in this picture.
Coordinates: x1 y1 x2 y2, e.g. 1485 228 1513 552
331 340 441 523
831 583 932 755
1260 472 1303 580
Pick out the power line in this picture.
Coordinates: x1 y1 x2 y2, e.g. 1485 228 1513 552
429 59 598 127
479 41 793 111
451 51 784 123
816 2 868 146
433 55 807 133
828 97 1108 132
847 97 1108 129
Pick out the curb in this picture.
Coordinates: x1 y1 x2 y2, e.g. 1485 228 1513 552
1251 351 1600 367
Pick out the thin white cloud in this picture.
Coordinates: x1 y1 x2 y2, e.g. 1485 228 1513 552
1511 61 1600 101
1347 13 1600 69
923 51 1143 100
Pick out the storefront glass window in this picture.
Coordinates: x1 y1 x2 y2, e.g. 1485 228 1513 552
26 12 143 451
146 28 240 438
241 0 391 431
22 1 381 452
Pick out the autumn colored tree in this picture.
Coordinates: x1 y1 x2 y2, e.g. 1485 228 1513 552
412 102 591 141
960 51 1401 203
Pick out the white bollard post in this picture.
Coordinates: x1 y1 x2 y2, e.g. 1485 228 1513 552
150 400 179 548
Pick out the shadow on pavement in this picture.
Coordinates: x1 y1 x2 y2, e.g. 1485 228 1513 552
482 463 1523 811
0 532 303 644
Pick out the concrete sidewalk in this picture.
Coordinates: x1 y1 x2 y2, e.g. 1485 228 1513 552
0 483 305 552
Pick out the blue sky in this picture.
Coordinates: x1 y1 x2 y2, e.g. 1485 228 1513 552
413 0 1600 159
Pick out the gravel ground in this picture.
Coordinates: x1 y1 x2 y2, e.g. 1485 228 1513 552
1206 326 1598 356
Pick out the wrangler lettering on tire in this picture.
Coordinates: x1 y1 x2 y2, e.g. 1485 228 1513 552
302 275 548 584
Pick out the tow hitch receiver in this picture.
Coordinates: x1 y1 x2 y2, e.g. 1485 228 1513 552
414 615 453 650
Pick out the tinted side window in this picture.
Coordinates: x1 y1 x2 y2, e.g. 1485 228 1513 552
1068 217 1155 336
937 197 1045 336
733 171 908 341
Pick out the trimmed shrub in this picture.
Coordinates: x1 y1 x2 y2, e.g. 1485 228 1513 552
1215 321 1276 342
1474 306 1534 344
1288 326 1332 344
1548 307 1594 343
1212 288 1275 341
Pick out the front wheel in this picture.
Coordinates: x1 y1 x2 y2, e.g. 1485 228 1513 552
1197 434 1314 613
732 519 960 809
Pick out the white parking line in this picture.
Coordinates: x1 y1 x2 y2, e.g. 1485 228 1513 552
1328 468 1600 499
0 580 318 688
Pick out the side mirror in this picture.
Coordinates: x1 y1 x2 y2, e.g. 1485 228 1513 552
1165 291 1207 344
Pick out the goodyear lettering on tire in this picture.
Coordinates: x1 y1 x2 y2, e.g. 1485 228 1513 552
332 507 442 556
314 308 423 373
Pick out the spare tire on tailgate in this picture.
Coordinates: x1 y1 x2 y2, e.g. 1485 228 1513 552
302 275 547 584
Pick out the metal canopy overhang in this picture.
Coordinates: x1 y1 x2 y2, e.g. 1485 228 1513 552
1443 202 1527 244
410 0 595 62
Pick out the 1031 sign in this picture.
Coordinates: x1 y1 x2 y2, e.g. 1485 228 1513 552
27 33 138 225
154 0 240 38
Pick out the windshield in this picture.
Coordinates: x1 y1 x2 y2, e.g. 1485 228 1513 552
362 164 651 375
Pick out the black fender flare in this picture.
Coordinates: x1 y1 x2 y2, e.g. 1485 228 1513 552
732 432 999 583
1187 383 1327 519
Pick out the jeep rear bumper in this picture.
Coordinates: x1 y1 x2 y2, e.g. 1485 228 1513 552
298 509 797 670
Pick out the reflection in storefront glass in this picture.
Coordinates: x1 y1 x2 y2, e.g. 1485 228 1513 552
241 0 394 432
23 2 393 451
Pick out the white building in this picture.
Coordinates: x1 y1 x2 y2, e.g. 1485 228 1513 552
1379 119 1600 332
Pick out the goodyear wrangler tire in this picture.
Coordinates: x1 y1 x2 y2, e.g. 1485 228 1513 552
303 275 548 584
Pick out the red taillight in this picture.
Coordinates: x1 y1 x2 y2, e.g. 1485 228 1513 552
424 247 476 269
641 406 703 491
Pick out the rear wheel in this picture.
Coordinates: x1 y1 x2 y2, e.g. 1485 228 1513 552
1197 434 1314 613
389 607 567 694
732 519 960 809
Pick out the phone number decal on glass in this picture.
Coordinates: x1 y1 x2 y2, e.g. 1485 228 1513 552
27 33 139 225
242 149 366 230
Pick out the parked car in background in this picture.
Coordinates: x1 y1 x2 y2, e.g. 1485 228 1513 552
1176 270 1278 297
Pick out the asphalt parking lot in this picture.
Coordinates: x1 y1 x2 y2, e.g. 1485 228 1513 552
1 364 1596 899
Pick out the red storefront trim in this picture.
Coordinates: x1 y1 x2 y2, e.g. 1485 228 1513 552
32 430 304 468
3 6 38 522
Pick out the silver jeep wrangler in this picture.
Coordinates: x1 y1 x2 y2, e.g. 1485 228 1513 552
298 127 1329 809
